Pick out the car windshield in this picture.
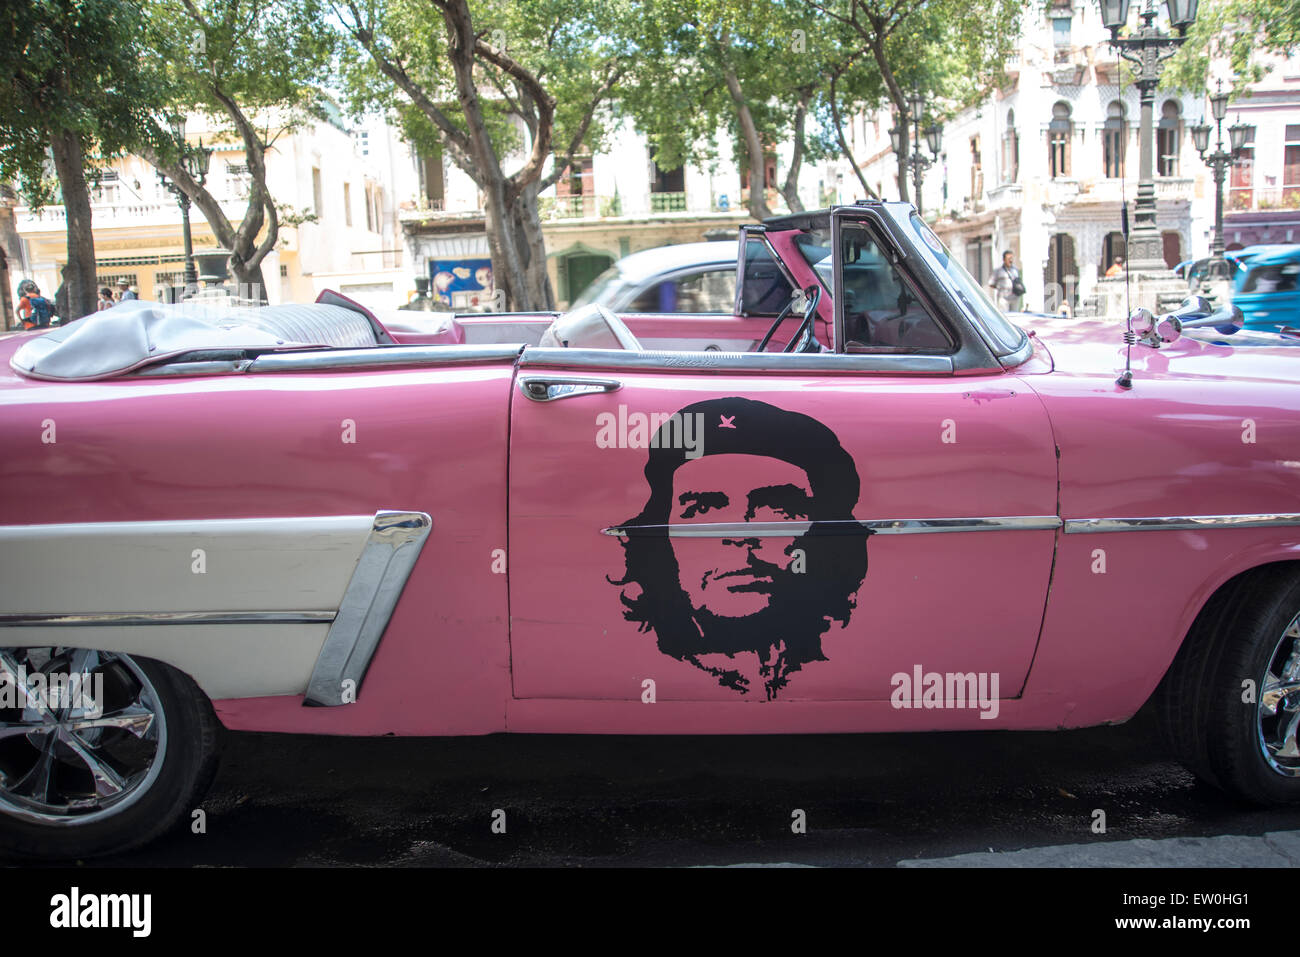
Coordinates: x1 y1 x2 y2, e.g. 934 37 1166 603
903 213 1026 355
1240 262 1300 294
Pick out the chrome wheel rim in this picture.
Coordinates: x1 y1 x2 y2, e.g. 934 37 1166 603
0 648 166 825
1257 614 1300 777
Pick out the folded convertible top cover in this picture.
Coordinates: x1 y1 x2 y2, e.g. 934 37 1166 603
11 299 380 381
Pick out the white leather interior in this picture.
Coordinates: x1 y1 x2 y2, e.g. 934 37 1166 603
538 303 642 350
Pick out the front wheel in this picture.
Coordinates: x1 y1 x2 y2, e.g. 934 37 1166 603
1156 565 1300 804
0 648 220 860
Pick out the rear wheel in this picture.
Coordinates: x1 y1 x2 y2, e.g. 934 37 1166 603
1155 565 1300 804
0 647 220 859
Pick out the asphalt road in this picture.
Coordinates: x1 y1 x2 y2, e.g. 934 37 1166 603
57 704 1294 868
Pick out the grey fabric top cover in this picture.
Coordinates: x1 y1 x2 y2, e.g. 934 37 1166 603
10 299 380 381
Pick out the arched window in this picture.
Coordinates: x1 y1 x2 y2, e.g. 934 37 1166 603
1048 102 1072 177
1002 108 1019 183
1103 101 1127 179
1157 100 1181 176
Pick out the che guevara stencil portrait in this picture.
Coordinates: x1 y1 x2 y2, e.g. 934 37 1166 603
609 397 870 700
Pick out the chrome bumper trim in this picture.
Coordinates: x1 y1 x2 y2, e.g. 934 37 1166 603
303 510 432 707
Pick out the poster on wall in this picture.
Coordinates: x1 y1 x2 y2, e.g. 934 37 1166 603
430 259 496 311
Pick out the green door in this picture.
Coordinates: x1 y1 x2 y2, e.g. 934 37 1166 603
564 253 614 305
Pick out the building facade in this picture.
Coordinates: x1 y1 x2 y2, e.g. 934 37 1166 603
9 104 418 318
1219 51 1300 250
844 2 1226 314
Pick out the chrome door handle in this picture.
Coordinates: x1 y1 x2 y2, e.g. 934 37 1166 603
519 376 623 402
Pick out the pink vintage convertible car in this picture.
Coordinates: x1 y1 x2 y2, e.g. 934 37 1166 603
2 201 1299 860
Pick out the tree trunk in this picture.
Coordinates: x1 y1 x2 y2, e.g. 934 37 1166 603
723 67 773 221
829 66 879 202
511 181 554 310
781 92 811 213
230 259 269 302
49 128 97 320
478 182 554 312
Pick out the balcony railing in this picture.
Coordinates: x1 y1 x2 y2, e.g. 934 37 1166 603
1228 185 1300 212
15 199 246 230
552 194 597 218
649 191 687 213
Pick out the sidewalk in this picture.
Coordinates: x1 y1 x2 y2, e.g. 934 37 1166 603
897 829 1300 867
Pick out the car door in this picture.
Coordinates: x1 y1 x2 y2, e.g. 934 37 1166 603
507 206 1059 704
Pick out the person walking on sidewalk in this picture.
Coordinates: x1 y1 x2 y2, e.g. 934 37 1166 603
988 250 1025 313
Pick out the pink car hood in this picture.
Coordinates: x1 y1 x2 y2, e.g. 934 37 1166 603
1020 315 1300 385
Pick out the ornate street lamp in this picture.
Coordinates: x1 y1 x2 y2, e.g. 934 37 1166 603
925 124 942 157
1191 80 1247 282
156 114 214 297
897 91 943 217
1097 0 1200 270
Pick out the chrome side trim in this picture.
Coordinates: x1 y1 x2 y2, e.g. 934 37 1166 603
0 611 335 627
997 336 1036 370
519 347 955 374
135 359 254 377
247 344 523 373
1064 514 1300 534
303 510 432 707
602 516 1062 537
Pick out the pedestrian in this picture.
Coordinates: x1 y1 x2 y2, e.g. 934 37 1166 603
16 281 55 330
987 250 1025 312
96 286 115 311
116 278 137 301
1105 256 1125 278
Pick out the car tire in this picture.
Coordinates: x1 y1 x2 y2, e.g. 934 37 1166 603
1155 564 1300 804
0 649 221 860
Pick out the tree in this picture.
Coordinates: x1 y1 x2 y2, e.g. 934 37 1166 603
808 0 1024 204
336 0 627 311
624 0 852 220
138 0 336 301
1163 0 1300 93
0 0 166 319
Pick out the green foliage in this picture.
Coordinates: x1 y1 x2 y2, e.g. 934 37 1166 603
1163 0 1300 93
337 0 631 181
622 0 859 174
143 0 338 150
0 0 169 207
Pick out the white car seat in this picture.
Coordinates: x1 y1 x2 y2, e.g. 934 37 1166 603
537 303 642 350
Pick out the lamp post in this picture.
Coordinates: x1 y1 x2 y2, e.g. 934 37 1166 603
1098 0 1199 271
156 115 213 297
890 90 943 218
1190 80 1249 282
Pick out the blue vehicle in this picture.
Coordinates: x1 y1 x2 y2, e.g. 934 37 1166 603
1233 246 1300 332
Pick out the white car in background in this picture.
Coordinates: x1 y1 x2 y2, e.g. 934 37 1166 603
569 241 741 314
567 238 804 351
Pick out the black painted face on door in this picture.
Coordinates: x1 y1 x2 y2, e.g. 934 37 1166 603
609 397 869 700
